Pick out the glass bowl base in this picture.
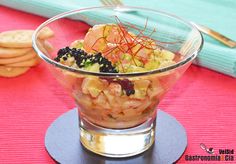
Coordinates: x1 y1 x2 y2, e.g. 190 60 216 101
45 108 187 163
79 116 156 157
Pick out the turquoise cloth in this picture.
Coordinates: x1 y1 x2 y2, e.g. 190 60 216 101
1 0 236 77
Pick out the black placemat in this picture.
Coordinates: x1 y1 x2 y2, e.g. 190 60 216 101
45 109 187 164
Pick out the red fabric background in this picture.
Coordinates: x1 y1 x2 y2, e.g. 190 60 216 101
0 6 236 163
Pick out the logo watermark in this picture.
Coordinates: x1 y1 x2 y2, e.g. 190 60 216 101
185 143 234 162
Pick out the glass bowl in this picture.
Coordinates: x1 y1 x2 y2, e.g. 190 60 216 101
32 6 203 158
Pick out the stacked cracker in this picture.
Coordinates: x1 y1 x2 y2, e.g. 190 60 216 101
0 27 54 77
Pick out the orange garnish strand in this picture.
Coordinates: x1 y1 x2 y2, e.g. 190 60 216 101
87 16 182 72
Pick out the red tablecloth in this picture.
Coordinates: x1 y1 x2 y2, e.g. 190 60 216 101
0 6 236 164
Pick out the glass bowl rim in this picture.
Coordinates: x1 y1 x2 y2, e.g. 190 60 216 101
32 6 203 77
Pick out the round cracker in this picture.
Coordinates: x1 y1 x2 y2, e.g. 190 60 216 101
33 40 53 60
0 27 54 48
0 50 37 65
5 57 41 67
0 30 34 48
36 40 50 55
0 47 32 58
43 40 54 52
0 66 30 77
38 27 54 40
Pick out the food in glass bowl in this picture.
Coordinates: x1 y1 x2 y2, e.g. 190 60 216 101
33 6 203 158
54 23 179 129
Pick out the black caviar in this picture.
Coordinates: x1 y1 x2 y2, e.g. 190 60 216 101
55 47 118 73
105 78 135 96
116 79 135 96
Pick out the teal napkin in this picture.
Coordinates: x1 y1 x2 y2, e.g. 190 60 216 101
1 0 236 77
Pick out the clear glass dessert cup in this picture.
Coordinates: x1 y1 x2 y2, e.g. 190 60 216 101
32 6 203 158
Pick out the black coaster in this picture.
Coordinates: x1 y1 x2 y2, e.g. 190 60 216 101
45 109 187 164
